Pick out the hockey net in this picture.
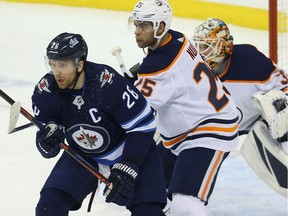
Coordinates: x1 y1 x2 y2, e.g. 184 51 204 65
269 0 288 71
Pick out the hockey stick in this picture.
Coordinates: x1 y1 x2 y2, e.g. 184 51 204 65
111 46 134 78
8 101 34 134
0 89 111 187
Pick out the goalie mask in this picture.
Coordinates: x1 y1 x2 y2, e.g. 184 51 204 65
192 18 233 68
128 0 172 40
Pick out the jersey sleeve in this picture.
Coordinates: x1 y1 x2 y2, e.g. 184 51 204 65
263 69 288 93
98 66 157 167
31 73 63 125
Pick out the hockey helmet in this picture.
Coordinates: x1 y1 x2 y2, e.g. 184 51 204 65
128 0 172 39
46 32 88 62
192 18 233 68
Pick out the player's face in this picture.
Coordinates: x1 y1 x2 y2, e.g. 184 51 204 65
49 60 78 89
198 43 214 57
133 21 157 48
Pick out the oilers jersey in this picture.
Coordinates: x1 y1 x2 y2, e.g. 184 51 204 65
219 44 288 134
32 61 156 166
135 30 239 155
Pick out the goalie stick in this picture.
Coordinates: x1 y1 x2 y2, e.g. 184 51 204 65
111 46 134 78
0 88 112 188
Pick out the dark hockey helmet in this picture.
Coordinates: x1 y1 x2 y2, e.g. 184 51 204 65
46 32 88 61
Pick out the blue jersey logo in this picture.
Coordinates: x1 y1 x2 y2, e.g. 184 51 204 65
67 124 110 153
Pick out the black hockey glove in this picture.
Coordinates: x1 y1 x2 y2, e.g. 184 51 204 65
125 63 140 83
104 161 139 206
36 122 65 159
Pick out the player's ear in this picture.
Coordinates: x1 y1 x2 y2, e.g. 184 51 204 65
156 21 166 36
77 60 84 73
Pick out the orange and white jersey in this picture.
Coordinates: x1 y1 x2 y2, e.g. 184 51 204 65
135 30 239 155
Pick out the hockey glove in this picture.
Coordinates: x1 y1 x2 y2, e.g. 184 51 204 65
36 122 65 158
252 89 287 140
125 63 140 83
270 107 288 141
104 161 139 206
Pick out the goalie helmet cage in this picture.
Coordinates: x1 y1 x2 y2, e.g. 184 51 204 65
269 0 288 71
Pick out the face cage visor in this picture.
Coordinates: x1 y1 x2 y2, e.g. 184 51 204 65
44 55 81 74
128 16 167 39
193 37 227 61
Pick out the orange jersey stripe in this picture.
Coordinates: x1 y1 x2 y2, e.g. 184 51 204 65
199 151 224 201
163 123 238 147
138 37 188 77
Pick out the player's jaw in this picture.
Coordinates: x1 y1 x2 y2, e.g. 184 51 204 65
135 37 146 48
54 73 76 89
135 35 157 49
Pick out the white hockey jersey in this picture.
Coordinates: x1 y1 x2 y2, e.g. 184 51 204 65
135 30 239 155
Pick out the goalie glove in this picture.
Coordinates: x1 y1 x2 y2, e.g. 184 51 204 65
270 107 288 141
252 89 288 140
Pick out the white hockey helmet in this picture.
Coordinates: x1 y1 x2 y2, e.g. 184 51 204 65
192 18 233 68
128 0 172 39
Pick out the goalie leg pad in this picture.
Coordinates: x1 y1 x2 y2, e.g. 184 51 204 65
241 121 288 198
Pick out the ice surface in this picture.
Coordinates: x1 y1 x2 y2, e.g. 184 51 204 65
0 2 286 215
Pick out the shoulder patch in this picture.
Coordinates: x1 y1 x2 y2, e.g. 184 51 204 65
37 77 51 93
100 69 114 88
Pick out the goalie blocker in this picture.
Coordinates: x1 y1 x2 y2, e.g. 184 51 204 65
241 120 288 198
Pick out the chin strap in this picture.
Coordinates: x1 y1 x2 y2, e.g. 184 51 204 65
68 70 82 89
149 30 168 50
149 37 162 50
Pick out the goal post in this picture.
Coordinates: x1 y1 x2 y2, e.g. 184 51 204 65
269 0 288 71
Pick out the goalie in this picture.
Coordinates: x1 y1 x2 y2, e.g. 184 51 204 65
191 18 288 198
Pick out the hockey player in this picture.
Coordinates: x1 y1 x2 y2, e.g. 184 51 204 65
127 1 239 215
32 32 167 216
191 18 288 197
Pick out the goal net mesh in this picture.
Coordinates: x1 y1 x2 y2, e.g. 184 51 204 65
276 0 287 71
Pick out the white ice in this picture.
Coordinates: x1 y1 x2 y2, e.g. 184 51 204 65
0 2 287 216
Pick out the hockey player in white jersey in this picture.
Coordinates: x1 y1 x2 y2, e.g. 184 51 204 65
128 1 239 215
192 18 288 197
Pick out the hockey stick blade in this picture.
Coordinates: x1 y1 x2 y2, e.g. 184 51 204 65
7 101 35 134
8 101 21 134
0 89 36 123
9 122 35 134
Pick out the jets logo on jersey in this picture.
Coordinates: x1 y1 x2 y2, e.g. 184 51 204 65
67 124 110 153
100 69 113 88
37 78 51 93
